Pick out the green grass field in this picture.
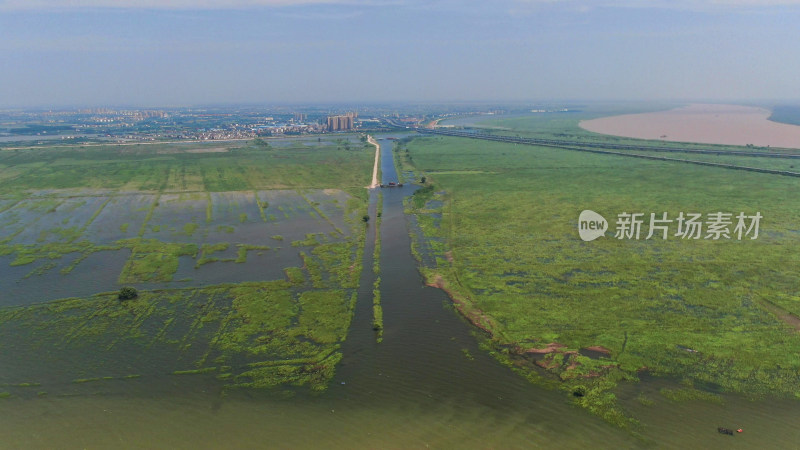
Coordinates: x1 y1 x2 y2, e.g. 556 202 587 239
0 137 373 195
403 124 800 426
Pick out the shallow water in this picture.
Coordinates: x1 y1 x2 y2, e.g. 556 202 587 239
0 188 353 305
1 134 799 449
0 250 132 306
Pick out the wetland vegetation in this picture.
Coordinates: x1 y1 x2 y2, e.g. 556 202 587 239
0 281 354 394
0 137 373 194
372 192 384 342
403 115 800 426
0 136 372 397
3 121 799 446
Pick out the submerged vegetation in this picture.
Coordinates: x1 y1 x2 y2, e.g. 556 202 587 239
0 136 372 396
0 281 357 395
372 192 384 342
403 117 800 427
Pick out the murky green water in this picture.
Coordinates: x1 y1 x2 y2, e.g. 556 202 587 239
1 134 798 449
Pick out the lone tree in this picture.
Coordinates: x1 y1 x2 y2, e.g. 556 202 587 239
253 138 271 149
420 176 427 184
118 287 138 301
362 215 370 223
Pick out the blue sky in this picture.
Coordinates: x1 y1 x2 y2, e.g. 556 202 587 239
1 0 799 107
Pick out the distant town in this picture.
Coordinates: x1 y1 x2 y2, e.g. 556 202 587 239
0 104 575 146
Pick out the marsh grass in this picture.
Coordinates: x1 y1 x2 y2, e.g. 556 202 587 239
1 276 359 395
235 244 270 264
403 128 800 426
0 139 373 195
0 136 372 394
284 267 305 285
195 242 231 267
119 239 198 282
660 386 723 404
372 192 384 342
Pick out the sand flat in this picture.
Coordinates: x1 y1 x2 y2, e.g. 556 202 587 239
580 104 800 149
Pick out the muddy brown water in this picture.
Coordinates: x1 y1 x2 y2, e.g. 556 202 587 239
1 134 798 448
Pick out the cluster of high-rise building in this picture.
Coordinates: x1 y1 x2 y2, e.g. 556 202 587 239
326 112 358 131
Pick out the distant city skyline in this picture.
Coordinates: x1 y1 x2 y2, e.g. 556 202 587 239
1 0 799 107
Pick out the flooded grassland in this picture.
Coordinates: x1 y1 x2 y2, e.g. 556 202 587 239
0 136 372 399
4 128 800 448
400 124 800 437
0 133 653 449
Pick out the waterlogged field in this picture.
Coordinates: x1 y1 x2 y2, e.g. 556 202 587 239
0 135 367 195
0 282 355 397
0 137 372 397
402 129 800 427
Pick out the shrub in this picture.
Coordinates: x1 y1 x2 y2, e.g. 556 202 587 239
118 287 138 301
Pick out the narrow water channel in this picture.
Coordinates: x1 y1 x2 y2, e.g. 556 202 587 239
329 134 641 447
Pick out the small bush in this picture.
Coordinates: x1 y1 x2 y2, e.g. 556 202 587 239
118 287 138 301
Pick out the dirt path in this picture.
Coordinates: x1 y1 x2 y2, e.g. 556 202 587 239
367 135 380 188
760 299 800 332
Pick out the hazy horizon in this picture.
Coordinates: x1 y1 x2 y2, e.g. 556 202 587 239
2 0 799 108
4 99 800 112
